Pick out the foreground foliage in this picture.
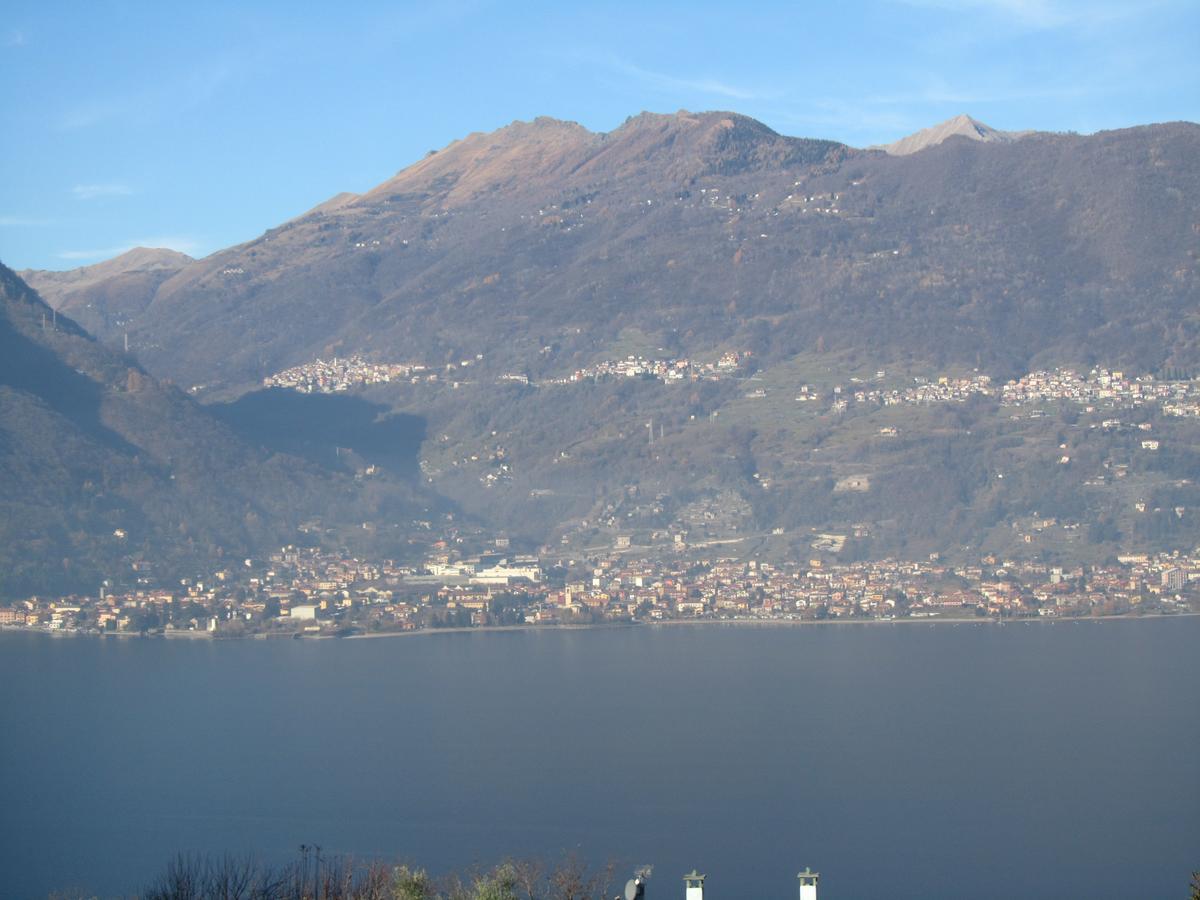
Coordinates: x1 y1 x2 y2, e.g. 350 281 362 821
141 850 615 900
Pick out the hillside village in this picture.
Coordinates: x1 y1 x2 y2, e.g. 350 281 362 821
260 350 753 393
260 355 1200 421
262 355 434 392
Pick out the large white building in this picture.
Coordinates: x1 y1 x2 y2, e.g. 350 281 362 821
470 563 541 585
1162 567 1186 592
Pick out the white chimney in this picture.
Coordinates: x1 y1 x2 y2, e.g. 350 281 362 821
683 870 705 900
798 867 819 900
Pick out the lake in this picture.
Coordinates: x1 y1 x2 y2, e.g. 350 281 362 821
1 618 1197 899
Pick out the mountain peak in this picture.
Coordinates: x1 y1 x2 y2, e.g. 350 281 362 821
945 112 988 130
614 108 778 134
106 246 194 270
359 115 599 207
879 114 1022 156
17 246 193 327
583 108 832 180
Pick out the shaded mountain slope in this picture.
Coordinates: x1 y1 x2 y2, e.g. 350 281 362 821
0 265 426 598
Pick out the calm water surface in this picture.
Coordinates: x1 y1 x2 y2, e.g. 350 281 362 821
1 619 1197 899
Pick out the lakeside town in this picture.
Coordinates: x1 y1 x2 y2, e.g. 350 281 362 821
4 538 1197 639
15 359 1200 641
261 355 1200 420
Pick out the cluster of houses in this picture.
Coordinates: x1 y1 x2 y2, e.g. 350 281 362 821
811 372 995 413
545 350 749 386
1001 367 1200 414
796 366 1200 419
262 356 430 393
260 353 1200 430
260 349 754 396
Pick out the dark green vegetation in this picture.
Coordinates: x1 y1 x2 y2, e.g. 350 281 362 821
141 851 616 900
0 266 431 599
10 112 1200 574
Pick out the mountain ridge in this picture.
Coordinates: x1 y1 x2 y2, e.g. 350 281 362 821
7 110 1200 568
124 115 1200 391
20 247 194 342
350 109 849 210
21 115 1199 393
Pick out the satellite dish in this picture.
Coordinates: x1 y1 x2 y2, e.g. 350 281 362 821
624 876 644 900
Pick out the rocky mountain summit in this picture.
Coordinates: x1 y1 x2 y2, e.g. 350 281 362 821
877 113 1025 155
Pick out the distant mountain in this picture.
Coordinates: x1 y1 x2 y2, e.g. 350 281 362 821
20 247 192 343
0 265 426 598
25 110 1200 561
877 114 1026 155
103 111 1198 392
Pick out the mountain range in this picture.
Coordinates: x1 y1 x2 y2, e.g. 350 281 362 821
23 111 1200 395
7 111 1200 585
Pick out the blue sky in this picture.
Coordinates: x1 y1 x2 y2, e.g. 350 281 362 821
2 0 1196 270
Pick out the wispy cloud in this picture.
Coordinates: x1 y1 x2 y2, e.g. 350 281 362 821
71 183 134 200
58 55 240 130
58 235 202 261
0 215 55 227
182 59 236 106
611 58 762 101
890 0 1073 28
888 0 1152 30
863 80 1092 107
567 51 767 102
5 28 28 47
59 99 128 130
57 248 124 261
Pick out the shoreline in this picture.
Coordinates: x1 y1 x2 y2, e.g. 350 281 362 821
4 610 1197 643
